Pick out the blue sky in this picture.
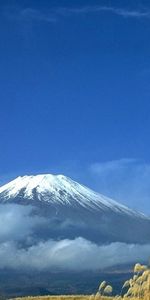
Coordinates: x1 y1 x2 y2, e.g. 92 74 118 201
1 0 150 213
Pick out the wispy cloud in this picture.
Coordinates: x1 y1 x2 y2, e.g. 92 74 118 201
19 8 56 23
3 7 56 23
3 5 150 24
55 6 150 19
89 158 150 214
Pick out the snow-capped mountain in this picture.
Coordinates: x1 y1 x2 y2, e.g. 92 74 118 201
0 174 144 215
0 174 149 244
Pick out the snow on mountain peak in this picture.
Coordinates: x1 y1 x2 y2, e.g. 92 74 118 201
0 174 65 198
0 174 146 218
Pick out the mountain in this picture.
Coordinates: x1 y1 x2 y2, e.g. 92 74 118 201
0 174 149 244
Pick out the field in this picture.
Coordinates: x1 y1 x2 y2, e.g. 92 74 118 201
12 262 150 300
13 296 112 300
11 296 146 300
13 296 91 300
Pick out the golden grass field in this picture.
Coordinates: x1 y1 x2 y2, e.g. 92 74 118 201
12 262 150 300
13 296 111 300
12 296 148 300
14 296 92 300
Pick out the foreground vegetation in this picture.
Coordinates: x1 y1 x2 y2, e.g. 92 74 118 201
13 261 150 300
13 296 91 300
13 296 113 300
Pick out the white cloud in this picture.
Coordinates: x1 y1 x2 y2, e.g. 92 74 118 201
0 238 149 271
90 158 136 174
0 204 45 242
89 159 150 214
0 203 148 271
55 6 150 19
19 8 56 23
3 5 150 24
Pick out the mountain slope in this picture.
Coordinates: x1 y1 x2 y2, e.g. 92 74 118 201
0 174 149 244
0 174 146 216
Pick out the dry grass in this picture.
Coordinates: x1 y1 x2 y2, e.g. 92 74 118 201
12 295 148 300
13 296 112 300
13 296 91 300
12 262 150 300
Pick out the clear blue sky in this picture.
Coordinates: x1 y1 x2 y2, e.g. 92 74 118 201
1 0 150 212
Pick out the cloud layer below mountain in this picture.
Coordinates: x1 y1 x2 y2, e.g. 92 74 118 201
0 204 149 271
0 204 45 243
0 238 149 271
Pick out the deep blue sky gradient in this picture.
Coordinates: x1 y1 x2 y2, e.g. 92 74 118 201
1 1 150 189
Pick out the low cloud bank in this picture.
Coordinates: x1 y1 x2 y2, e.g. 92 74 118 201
0 204 149 271
0 238 150 271
0 204 45 242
